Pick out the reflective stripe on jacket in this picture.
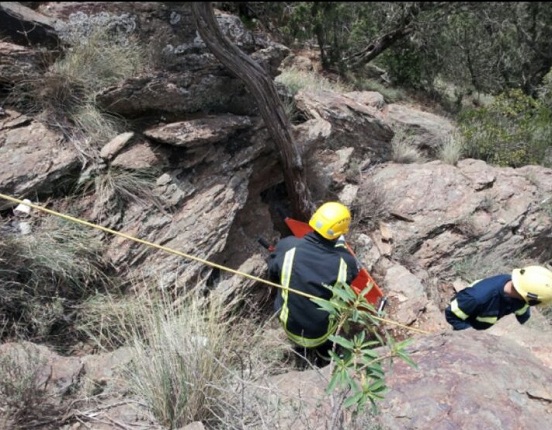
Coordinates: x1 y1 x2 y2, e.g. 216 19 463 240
268 232 359 348
444 274 530 330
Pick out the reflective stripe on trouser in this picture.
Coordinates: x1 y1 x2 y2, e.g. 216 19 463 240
450 299 469 320
279 252 348 348
475 315 497 324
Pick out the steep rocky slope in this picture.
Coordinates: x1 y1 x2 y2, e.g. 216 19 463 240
1 3 551 429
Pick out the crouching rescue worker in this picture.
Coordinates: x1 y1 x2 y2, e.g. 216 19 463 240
445 265 552 330
267 202 359 366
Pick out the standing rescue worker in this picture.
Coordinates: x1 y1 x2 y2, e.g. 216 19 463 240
267 202 359 365
445 265 552 330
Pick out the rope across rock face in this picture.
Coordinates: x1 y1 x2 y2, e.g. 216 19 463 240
0 193 431 335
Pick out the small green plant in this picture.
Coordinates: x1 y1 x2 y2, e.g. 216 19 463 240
312 282 415 415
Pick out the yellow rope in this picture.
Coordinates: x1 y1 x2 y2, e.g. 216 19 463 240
0 193 430 335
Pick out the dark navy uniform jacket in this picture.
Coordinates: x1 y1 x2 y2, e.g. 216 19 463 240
267 231 359 348
445 274 530 330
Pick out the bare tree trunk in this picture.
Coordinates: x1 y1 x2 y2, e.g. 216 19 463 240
192 2 314 220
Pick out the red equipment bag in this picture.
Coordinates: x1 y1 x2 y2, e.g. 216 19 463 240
283 217 385 309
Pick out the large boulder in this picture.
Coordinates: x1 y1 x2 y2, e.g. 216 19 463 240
267 329 552 430
365 159 552 278
0 110 80 210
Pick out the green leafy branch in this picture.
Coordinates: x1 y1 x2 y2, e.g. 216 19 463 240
312 282 416 414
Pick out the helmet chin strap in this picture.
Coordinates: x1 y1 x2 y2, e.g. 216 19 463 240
526 292 541 306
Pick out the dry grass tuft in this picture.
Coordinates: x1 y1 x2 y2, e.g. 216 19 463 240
0 215 113 342
8 22 145 160
438 131 465 166
77 166 163 215
276 66 353 96
77 284 295 429
390 140 426 164
0 343 66 430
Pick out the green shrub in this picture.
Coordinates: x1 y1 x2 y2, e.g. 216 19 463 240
458 89 552 167
538 69 552 109
379 39 430 90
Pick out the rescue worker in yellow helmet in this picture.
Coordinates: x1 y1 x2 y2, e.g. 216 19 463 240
445 265 552 330
267 202 360 366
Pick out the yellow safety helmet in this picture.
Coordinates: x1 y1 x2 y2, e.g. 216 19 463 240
511 265 552 304
309 202 351 240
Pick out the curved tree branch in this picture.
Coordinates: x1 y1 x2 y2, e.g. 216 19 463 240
191 2 314 220
345 2 455 70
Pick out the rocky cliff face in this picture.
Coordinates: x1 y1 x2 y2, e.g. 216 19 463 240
1 3 552 430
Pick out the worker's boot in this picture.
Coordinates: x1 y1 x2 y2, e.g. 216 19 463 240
292 345 312 370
